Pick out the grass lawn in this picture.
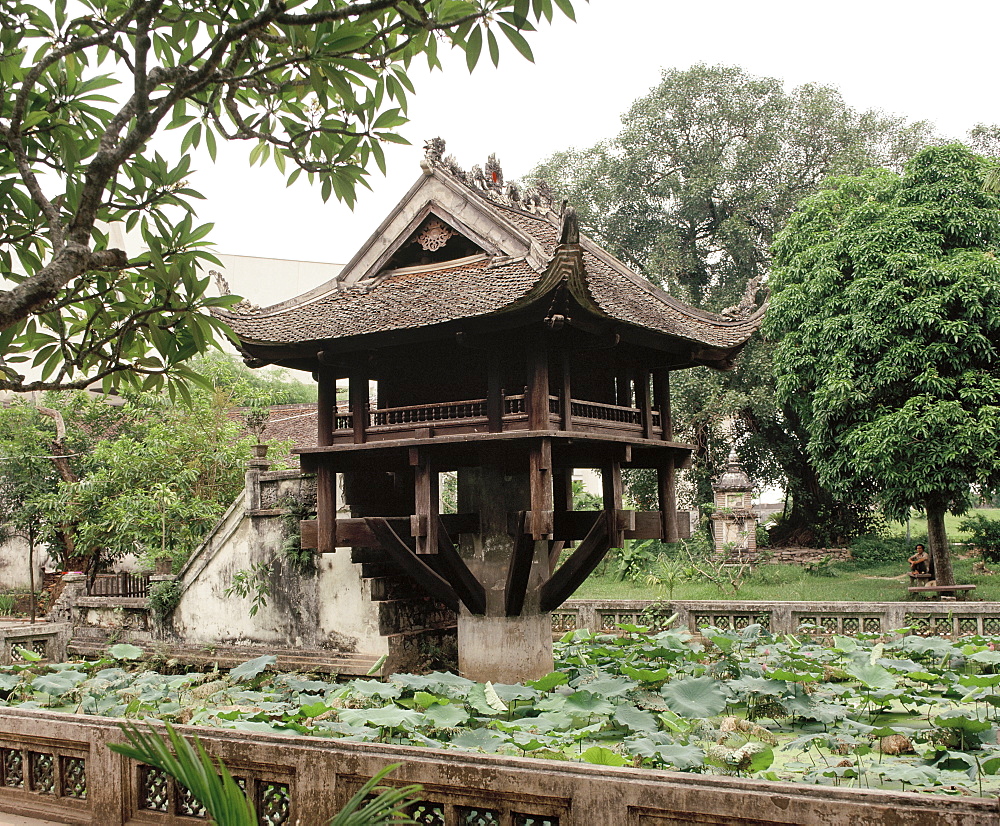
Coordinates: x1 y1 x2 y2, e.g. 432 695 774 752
576 507 1000 602
886 507 1000 541
576 557 1000 601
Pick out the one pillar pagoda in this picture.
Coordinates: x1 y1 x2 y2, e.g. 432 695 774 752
221 142 764 683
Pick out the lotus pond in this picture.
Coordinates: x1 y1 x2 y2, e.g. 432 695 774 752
5 624 1000 797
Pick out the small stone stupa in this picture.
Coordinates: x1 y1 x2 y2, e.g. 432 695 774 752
711 449 757 560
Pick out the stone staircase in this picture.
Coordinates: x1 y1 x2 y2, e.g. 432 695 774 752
66 632 381 676
351 546 458 673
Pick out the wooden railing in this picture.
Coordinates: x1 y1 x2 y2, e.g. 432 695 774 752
370 398 488 428
570 399 641 427
326 394 664 441
87 573 149 598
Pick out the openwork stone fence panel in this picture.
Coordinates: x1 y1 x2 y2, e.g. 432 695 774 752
560 600 1000 638
0 709 996 825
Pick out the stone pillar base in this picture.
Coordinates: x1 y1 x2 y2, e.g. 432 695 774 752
458 611 553 684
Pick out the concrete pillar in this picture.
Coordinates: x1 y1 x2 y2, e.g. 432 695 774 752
457 466 553 683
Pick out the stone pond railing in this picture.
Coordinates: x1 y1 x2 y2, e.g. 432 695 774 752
0 707 993 826
559 599 1000 638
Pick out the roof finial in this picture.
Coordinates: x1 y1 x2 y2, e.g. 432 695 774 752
423 137 446 166
559 201 579 245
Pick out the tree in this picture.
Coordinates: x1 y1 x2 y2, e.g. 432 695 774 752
0 0 576 395
765 145 1000 585
531 64 934 540
0 358 301 576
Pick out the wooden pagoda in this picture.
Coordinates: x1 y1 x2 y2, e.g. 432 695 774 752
221 142 764 681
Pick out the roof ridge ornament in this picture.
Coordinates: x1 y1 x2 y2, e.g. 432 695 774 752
558 201 579 245
420 137 556 215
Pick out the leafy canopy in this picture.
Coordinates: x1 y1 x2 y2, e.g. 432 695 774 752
0 0 577 395
531 64 933 541
766 144 1000 547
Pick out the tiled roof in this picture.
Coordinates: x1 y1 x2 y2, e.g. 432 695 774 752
221 170 763 353
229 403 319 464
227 255 541 345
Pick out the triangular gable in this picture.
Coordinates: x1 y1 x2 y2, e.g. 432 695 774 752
336 168 551 287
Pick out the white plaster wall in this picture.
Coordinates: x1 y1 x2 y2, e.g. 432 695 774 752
0 537 46 590
172 479 386 657
316 551 388 659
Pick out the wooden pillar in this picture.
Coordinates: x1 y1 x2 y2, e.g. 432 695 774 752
615 373 632 408
653 370 672 441
602 460 624 547
658 459 679 544
349 372 367 444
316 367 336 447
316 464 336 554
411 448 438 555
560 350 573 431
638 369 653 440
527 342 551 431
487 350 503 433
529 438 554 540
553 468 573 513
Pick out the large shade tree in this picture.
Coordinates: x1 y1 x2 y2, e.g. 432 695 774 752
531 65 933 539
0 0 575 395
765 144 1000 585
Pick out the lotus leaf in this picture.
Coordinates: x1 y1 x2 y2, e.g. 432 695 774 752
660 676 728 718
228 655 276 682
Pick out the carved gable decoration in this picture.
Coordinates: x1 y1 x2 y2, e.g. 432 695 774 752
414 218 455 251
382 214 487 272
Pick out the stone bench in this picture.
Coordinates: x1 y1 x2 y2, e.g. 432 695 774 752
907 584 976 600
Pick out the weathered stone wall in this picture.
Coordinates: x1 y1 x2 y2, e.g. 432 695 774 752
0 707 995 825
171 469 385 654
0 535 47 591
558 598 1000 638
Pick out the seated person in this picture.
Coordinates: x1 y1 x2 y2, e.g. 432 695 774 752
909 544 930 575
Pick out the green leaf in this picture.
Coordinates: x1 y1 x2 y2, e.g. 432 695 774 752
229 655 276 682
660 677 728 718
108 643 145 661
580 746 626 766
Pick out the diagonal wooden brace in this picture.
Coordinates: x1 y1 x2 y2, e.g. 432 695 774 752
434 517 487 615
364 517 459 612
504 511 537 617
538 510 613 613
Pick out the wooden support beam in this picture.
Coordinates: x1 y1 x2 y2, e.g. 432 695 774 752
529 438 554 540
300 513 480 549
504 511 537 617
435 518 487 615
602 460 624 547
349 373 367 444
560 350 573 432
527 343 551 431
365 518 460 612
539 511 613 612
412 454 439 555
653 370 672 441
316 465 336 554
487 350 503 433
548 540 566 574
553 469 573 513
638 369 654 440
658 459 679 544
316 367 337 447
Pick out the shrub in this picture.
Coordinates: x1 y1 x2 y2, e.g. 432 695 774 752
148 580 182 623
849 534 917 568
958 514 1000 562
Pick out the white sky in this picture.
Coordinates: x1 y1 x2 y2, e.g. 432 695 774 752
169 0 998 301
